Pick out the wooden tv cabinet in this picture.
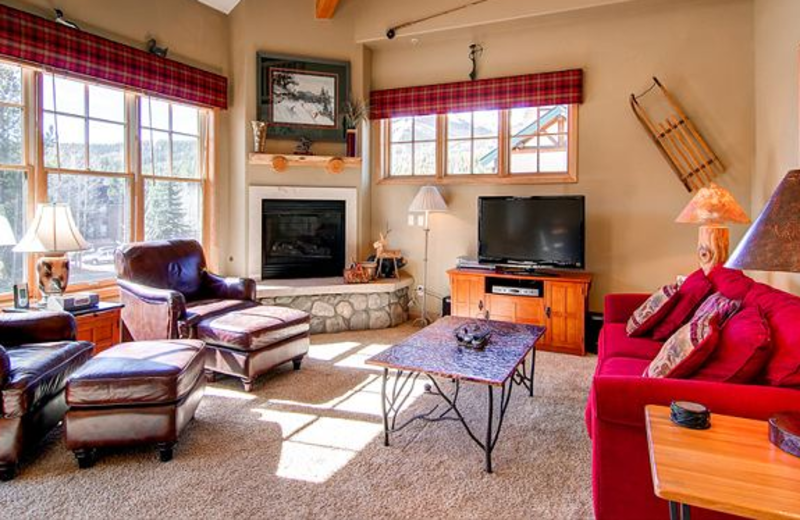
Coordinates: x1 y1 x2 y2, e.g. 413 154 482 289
448 268 592 356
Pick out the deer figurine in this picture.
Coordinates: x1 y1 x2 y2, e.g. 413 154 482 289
373 230 402 278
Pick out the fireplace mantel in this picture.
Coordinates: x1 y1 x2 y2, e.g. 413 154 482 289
248 186 358 280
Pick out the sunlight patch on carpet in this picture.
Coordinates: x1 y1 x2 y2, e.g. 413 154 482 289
205 386 258 401
308 341 362 361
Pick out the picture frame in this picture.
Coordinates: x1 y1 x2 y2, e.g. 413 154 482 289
257 52 350 143
13 283 29 309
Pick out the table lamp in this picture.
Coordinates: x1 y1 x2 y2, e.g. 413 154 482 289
13 202 89 302
675 183 749 274
409 185 448 326
727 170 800 273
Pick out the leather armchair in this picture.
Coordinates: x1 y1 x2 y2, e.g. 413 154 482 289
115 239 257 341
0 311 93 480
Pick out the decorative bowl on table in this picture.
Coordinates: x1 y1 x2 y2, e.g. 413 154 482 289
454 321 492 350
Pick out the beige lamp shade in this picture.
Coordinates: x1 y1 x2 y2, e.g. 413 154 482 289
13 202 89 254
728 170 800 273
0 215 15 246
675 183 750 225
409 186 448 213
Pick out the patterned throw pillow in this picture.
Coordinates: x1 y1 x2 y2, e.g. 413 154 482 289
626 283 680 337
644 292 741 379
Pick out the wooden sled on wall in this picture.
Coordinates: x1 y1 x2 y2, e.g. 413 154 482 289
630 77 725 192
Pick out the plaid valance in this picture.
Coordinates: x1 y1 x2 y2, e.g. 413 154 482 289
0 4 227 109
370 69 582 120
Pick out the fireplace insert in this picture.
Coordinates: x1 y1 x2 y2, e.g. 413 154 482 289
261 199 345 279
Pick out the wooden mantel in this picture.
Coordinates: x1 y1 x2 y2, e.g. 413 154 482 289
249 153 361 174
316 0 341 19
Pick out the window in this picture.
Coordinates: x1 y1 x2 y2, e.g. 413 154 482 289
447 110 500 175
0 60 215 301
386 115 437 177
43 74 131 284
141 97 204 242
381 104 577 184
0 62 26 294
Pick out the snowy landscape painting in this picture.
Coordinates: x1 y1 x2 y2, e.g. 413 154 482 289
270 69 337 128
257 53 350 142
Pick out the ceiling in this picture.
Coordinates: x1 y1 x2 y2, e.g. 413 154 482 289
196 0 242 15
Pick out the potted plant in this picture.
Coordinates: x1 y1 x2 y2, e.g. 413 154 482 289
342 97 368 158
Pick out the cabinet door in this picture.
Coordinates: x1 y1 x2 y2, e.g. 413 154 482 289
450 275 485 318
545 282 586 354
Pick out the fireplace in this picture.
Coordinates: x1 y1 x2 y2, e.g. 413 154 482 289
261 199 346 279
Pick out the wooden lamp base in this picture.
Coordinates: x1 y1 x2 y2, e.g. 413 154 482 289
697 225 729 274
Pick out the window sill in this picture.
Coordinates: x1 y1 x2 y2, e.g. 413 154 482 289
377 173 578 185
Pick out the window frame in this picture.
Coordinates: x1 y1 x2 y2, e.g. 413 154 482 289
0 60 217 304
379 104 578 185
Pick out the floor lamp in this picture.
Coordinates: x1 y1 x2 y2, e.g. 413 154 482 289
409 186 448 326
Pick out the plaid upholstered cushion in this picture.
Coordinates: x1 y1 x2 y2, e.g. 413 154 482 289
626 283 680 337
645 292 741 379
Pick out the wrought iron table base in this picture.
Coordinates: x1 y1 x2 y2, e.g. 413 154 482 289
379 352 535 473
669 502 692 520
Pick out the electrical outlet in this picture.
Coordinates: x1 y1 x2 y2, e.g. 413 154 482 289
416 285 425 296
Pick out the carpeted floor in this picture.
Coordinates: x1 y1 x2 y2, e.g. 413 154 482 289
0 324 597 519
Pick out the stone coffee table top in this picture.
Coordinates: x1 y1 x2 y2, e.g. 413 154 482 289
366 316 544 386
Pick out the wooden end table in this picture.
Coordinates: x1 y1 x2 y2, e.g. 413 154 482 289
645 405 800 520
4 301 124 355
366 316 544 473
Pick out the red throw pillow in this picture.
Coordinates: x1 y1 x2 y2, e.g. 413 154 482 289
691 306 772 384
707 266 754 301
644 292 740 379
626 283 680 337
651 269 713 341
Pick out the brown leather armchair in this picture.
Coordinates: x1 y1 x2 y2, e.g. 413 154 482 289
0 311 94 480
115 239 258 341
115 240 311 391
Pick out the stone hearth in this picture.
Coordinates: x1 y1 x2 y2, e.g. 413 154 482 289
258 275 413 334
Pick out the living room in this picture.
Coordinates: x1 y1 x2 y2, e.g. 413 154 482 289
1 0 799 518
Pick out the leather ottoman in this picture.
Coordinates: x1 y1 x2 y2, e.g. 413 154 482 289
64 340 206 467
198 306 310 392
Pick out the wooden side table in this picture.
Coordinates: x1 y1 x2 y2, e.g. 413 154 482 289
645 405 800 520
4 302 123 355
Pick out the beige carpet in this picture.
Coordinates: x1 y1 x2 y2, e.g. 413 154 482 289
0 324 597 519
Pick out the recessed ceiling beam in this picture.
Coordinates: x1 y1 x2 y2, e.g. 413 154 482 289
316 0 341 19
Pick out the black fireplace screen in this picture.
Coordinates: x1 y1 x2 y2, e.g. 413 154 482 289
262 199 346 279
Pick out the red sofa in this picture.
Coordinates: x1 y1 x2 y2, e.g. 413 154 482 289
586 271 800 520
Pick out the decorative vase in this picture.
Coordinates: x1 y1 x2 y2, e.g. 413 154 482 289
251 121 267 153
346 129 357 158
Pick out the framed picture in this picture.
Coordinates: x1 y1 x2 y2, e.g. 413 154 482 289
13 283 29 309
257 52 350 143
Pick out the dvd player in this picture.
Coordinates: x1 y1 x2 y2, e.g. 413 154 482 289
492 286 540 297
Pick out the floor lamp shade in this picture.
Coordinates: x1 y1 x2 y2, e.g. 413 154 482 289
728 170 800 273
409 186 448 214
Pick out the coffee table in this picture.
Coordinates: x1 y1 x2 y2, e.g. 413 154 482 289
365 316 544 473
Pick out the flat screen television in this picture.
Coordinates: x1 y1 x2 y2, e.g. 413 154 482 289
478 196 585 268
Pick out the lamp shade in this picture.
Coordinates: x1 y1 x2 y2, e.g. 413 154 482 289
728 170 800 273
0 215 15 246
13 203 89 254
675 183 750 225
409 186 448 213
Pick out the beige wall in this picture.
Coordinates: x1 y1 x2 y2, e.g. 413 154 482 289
369 0 755 312
753 0 800 293
9 0 232 269
224 0 372 277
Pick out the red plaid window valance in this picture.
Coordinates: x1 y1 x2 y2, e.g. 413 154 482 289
0 4 227 109
370 69 582 120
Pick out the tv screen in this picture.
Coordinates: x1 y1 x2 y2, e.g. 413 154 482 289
478 196 585 268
